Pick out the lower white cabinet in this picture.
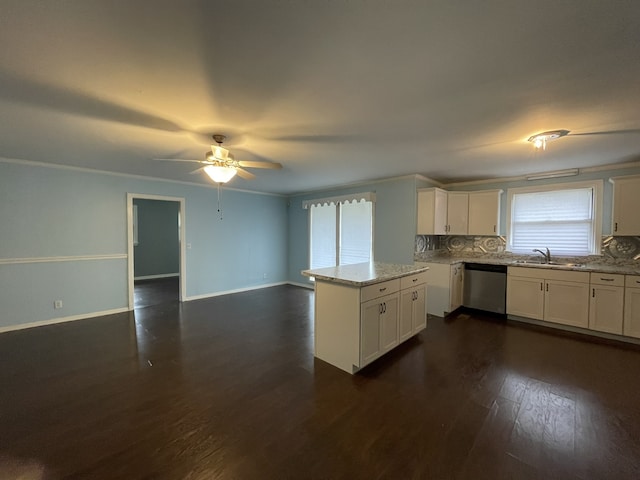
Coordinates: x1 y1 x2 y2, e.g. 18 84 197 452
361 293 398 365
399 276 428 342
589 273 625 334
507 267 590 328
313 270 429 374
422 262 463 316
624 275 640 338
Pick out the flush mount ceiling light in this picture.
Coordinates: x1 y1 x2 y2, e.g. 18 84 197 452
527 129 570 150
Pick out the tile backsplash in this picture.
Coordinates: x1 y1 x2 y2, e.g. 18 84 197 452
415 235 640 260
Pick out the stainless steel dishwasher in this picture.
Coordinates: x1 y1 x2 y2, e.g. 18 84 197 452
463 263 507 314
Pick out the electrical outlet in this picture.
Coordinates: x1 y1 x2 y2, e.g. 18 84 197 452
54 300 63 309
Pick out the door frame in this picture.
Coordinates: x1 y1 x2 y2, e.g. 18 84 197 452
127 193 186 309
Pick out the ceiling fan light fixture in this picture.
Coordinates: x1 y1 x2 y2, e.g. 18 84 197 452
204 165 237 183
527 129 570 150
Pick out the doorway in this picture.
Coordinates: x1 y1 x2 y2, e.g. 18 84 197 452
127 193 186 309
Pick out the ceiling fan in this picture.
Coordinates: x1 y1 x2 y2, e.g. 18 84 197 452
155 134 282 183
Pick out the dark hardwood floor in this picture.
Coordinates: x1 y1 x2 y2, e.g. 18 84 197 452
134 277 179 308
1 285 640 479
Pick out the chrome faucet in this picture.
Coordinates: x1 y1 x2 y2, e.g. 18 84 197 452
532 247 551 263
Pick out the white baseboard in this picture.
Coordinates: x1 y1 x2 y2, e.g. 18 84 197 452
288 281 314 290
134 273 179 281
0 307 130 335
185 281 290 301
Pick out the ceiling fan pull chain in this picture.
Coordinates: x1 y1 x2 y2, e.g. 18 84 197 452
217 183 223 220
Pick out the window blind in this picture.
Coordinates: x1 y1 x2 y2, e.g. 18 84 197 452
310 204 337 269
339 201 372 265
510 187 595 256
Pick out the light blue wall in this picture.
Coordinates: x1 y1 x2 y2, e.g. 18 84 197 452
287 176 421 284
133 199 180 278
0 161 288 329
446 166 640 236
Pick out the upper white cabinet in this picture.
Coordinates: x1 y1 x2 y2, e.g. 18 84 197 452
468 190 503 236
611 175 640 235
417 188 501 236
417 188 448 235
447 192 469 235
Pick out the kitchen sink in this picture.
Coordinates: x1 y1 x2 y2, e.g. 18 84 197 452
512 260 585 268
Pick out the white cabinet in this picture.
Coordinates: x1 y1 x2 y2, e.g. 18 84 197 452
417 188 448 235
611 175 640 235
507 275 544 320
589 273 624 334
468 190 502 236
361 292 399 365
312 269 429 374
423 262 463 316
624 275 640 338
447 192 469 235
450 263 464 311
399 271 428 341
545 279 590 328
507 267 590 328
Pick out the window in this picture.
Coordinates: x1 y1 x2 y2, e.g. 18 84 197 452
305 193 375 269
507 181 603 256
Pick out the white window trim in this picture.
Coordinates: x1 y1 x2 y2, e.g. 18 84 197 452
505 180 603 256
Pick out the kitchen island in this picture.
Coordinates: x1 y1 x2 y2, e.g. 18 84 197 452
302 262 429 374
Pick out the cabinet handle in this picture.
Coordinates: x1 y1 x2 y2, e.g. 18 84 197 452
379 304 383 314
413 278 418 282
636 280 640 284
493 225 496 233
383 302 387 313
546 283 549 292
600 278 614 282
379 287 387 292
592 288 595 298
540 282 543 291
615 222 618 232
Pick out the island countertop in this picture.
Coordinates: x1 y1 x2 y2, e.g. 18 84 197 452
302 261 429 287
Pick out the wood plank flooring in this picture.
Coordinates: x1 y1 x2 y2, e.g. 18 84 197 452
1 285 640 479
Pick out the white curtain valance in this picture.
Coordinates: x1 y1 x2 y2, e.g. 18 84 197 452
302 192 376 209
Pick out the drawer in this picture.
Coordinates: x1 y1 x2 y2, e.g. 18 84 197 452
361 279 400 303
590 273 625 287
626 275 640 288
401 271 428 289
508 266 589 283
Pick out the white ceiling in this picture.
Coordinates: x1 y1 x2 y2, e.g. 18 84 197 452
1 1 639 194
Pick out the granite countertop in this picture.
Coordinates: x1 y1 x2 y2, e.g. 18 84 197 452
302 261 429 287
414 255 640 275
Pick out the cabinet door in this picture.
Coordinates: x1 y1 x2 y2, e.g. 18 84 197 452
399 289 415 342
417 188 448 235
544 280 589 328
413 285 427 333
447 192 469 235
589 285 624 334
624 287 640 338
360 300 382 366
612 177 640 235
507 276 544 319
468 190 501 236
450 265 464 311
380 294 399 353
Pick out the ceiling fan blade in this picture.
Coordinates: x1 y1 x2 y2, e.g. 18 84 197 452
153 158 205 164
235 168 256 180
237 160 282 169
189 167 206 175
570 129 640 137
